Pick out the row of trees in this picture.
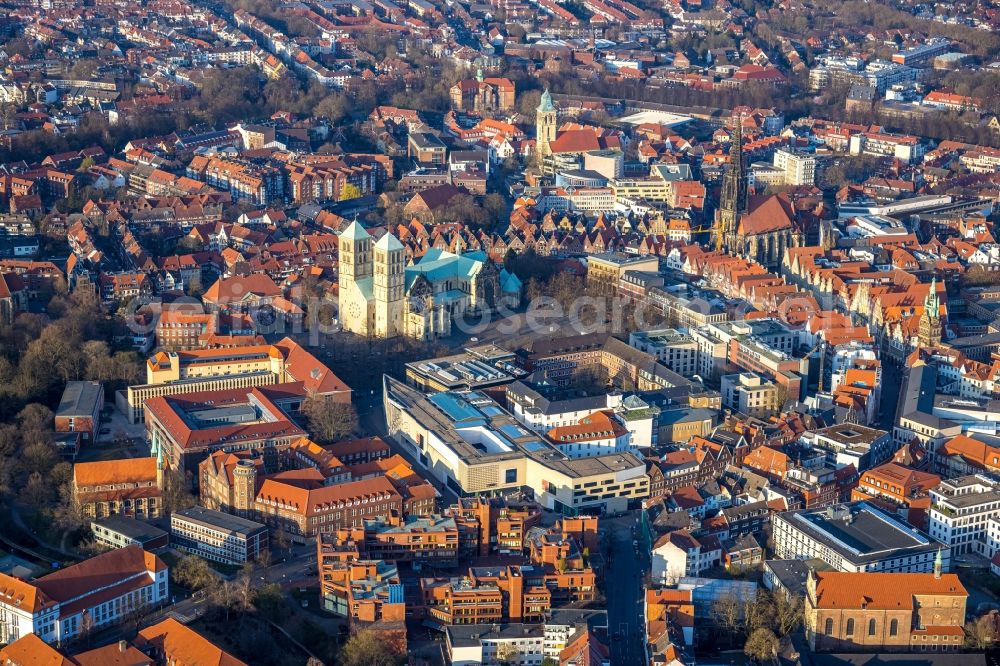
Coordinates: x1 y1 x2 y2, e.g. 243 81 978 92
713 590 804 659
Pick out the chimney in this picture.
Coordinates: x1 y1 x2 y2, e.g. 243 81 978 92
118 640 127 653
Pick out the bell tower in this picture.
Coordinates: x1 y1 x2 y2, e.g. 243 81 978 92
714 115 748 252
373 232 405 338
535 89 557 167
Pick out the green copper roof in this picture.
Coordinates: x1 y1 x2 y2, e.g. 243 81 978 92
374 232 404 252
340 218 371 241
537 89 555 113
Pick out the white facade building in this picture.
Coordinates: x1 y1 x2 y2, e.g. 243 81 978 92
928 475 1000 556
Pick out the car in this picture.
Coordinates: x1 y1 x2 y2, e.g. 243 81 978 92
612 632 621 641
632 540 639 549
99 428 111 434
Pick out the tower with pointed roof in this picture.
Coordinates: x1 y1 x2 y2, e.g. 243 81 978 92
373 232 405 338
714 116 748 252
338 219 374 336
918 277 942 348
536 89 557 167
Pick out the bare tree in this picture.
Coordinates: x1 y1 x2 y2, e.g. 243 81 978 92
713 592 743 638
965 614 997 650
302 396 358 444
744 627 779 662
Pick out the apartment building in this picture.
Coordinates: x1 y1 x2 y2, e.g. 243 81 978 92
186 155 283 204
72 457 164 520
851 463 939 529
927 475 1000 556
721 372 780 418
329 514 460 567
446 611 604 666
0 546 168 644
800 424 894 472
170 506 268 565
652 530 722 584
805 570 966 652
773 148 816 186
585 253 659 296
316 555 406 650
447 496 542 557
849 132 924 164
628 329 699 376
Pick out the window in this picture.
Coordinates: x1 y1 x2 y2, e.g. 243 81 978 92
869 619 876 636
505 469 517 484
890 619 898 636
846 619 855 636
825 618 833 634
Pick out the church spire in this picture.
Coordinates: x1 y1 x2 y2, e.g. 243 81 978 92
713 114 748 251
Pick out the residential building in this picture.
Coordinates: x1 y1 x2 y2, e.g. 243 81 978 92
651 530 722 584
170 506 268 565
773 149 816 186
927 475 1000 556
721 372 780 418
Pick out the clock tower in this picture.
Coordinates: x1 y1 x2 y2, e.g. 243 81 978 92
338 218 374 336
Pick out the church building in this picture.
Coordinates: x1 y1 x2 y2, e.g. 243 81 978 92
337 220 522 340
712 118 803 269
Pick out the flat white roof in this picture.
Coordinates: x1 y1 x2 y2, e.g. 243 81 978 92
618 110 693 128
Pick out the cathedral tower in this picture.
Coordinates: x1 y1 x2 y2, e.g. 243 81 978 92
714 116 748 252
339 218 372 286
373 232 405 338
535 89 557 166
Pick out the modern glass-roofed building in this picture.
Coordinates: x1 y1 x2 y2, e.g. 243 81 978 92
383 375 648 515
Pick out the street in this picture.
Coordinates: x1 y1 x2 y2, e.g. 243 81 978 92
605 513 647 666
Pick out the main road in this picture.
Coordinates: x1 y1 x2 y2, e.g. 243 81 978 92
605 513 647 666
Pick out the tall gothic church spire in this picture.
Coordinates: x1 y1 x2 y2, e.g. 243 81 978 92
714 115 748 252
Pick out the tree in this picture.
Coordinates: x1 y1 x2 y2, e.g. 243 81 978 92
497 643 521 665
772 593 804 637
172 555 215 590
339 629 404 666
302 397 358 444
965 614 997 649
713 593 743 637
162 468 197 513
339 183 363 201
744 627 779 662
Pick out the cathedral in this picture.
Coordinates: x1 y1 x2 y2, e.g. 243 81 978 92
712 119 803 269
337 220 522 340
